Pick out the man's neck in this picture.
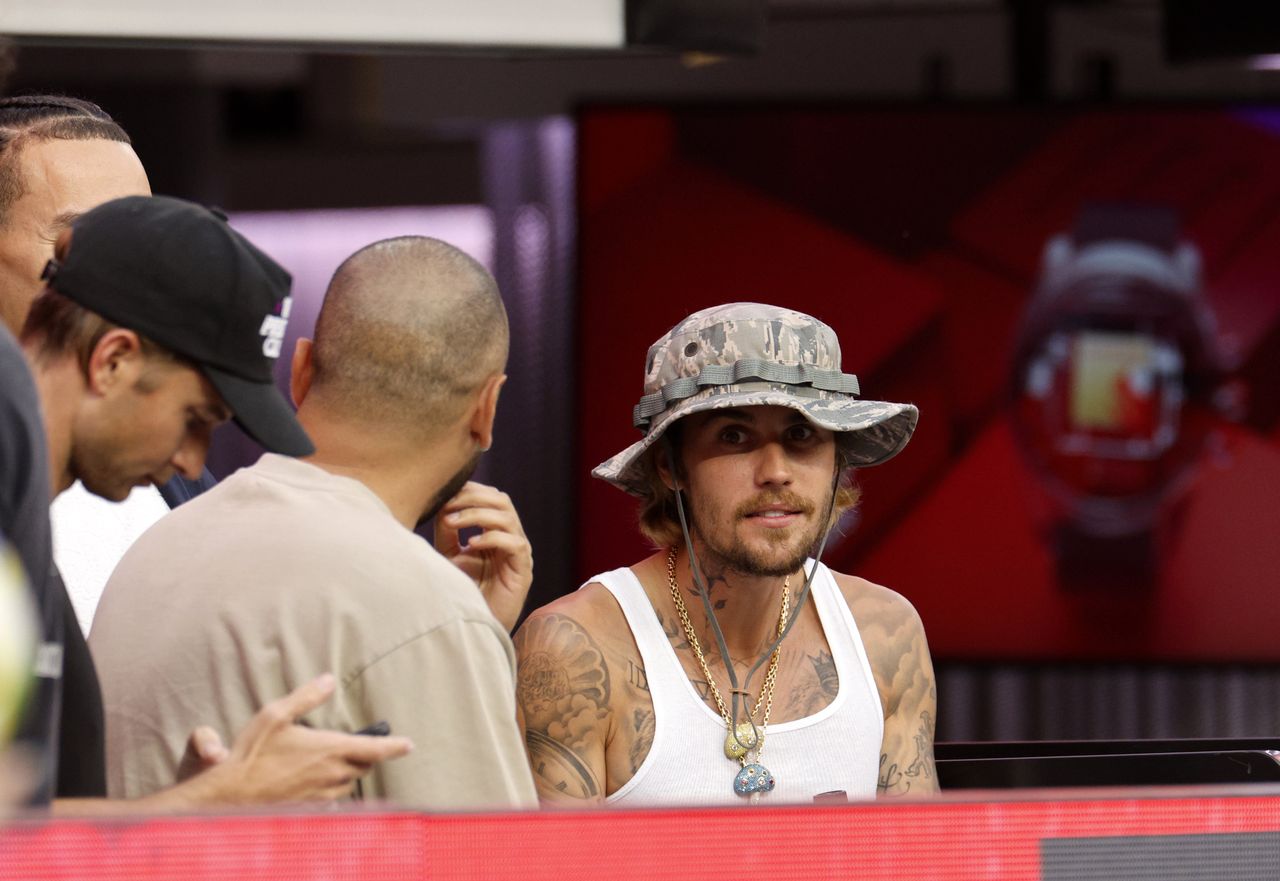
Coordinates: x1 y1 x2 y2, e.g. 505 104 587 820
25 348 79 497
669 543 803 662
296 409 462 531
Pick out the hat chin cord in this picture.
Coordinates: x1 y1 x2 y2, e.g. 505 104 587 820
664 436 841 750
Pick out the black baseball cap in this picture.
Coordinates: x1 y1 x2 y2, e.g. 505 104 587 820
43 195 314 457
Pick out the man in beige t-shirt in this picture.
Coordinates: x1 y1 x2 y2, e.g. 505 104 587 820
90 237 537 810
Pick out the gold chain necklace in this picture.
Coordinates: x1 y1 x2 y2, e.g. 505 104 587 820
665 546 790 800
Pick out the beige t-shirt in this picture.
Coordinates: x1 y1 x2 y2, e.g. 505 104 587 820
89 454 536 810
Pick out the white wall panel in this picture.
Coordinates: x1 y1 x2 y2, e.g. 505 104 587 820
0 0 625 49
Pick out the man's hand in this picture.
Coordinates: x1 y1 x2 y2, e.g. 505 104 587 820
182 673 413 805
434 481 533 631
53 674 413 816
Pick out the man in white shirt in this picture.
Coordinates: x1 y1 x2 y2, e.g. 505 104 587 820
515 303 938 806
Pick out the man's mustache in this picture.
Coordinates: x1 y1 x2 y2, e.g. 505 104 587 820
732 492 814 520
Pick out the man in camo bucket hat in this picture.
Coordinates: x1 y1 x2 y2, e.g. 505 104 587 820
593 302 919 493
513 302 938 808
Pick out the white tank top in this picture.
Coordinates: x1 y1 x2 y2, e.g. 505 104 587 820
592 561 884 806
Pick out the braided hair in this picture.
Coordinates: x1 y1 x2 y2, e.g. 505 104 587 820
0 95 130 225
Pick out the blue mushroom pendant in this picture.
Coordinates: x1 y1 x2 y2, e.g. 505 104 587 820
733 762 776 796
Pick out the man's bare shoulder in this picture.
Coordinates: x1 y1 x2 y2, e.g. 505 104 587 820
514 571 653 673
519 580 629 642
828 570 925 637
827 568 935 732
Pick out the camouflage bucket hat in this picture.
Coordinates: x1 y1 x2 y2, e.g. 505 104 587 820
593 302 919 495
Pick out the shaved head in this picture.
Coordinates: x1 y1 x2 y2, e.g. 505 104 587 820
309 236 508 437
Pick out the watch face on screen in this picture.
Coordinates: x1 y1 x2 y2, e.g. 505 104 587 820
1017 327 1192 499
1070 332 1163 434
1023 329 1184 461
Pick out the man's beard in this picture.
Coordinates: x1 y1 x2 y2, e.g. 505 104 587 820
685 488 829 578
420 450 483 527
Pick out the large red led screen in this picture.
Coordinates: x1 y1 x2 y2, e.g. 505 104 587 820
574 105 1280 663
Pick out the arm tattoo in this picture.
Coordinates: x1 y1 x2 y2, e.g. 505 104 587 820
861 598 938 797
878 753 905 795
526 731 603 798
629 708 655 774
880 710 936 794
515 614 611 799
905 710 936 781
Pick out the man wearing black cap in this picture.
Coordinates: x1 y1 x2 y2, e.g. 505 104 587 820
2 194 412 811
515 303 938 806
0 95 221 805
32 195 316 480
0 95 213 633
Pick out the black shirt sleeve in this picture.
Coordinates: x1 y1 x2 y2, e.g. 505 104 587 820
0 328 64 805
54 578 106 797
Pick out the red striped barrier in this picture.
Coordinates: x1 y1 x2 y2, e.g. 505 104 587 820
4 786 1280 880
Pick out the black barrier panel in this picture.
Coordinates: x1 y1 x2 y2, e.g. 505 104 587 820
1043 832 1280 881
939 750 1280 789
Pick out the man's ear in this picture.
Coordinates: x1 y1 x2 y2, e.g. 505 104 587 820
655 441 680 491
290 338 315 407
469 373 507 452
84 328 144 395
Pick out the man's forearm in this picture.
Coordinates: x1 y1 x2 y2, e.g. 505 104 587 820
50 763 242 816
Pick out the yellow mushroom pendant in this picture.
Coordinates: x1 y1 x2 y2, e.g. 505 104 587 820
724 721 761 760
